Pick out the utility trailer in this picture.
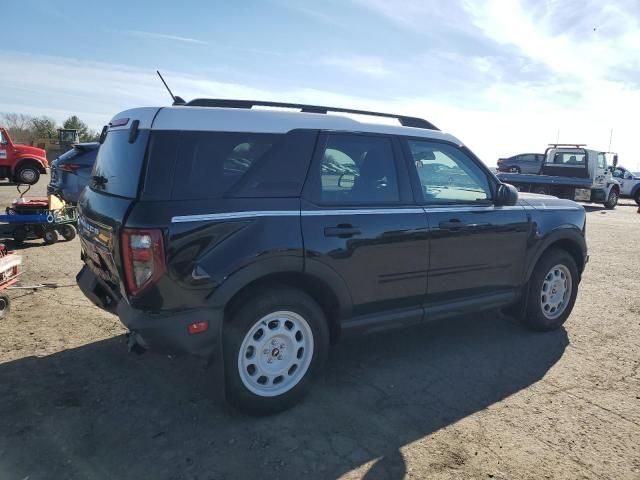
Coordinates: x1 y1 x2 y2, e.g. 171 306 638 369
497 144 621 209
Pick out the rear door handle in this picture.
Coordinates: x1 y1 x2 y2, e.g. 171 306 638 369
324 225 361 238
438 220 467 231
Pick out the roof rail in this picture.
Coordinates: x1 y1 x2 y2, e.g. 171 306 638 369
184 98 439 131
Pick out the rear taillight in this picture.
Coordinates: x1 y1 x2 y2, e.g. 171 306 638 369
58 163 82 173
121 229 165 296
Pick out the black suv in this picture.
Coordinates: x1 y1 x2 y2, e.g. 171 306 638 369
77 100 587 415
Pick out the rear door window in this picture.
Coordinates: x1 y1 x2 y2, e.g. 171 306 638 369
92 130 149 198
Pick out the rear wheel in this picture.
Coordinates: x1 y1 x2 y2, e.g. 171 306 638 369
604 188 618 209
59 224 76 241
634 190 640 206
520 249 579 331
0 294 10 319
223 287 329 415
14 165 40 185
12 226 27 244
43 230 59 245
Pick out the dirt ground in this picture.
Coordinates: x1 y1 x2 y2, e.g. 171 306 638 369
0 180 638 480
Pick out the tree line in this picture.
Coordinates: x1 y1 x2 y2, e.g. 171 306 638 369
1 112 99 144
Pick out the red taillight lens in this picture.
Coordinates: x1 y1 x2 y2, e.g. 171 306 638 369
58 163 82 173
121 229 165 296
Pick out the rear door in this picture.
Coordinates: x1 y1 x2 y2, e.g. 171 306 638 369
301 132 429 322
402 138 529 311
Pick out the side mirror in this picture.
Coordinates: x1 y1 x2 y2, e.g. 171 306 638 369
496 183 519 206
613 154 618 167
338 173 355 189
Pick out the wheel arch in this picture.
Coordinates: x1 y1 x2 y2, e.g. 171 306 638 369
525 230 586 283
222 271 348 345
14 157 47 174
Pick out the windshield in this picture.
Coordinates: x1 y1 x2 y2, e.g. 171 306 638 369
91 129 149 198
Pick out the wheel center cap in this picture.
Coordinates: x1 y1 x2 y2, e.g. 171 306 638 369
272 348 280 357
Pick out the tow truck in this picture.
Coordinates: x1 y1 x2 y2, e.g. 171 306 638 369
497 144 620 209
0 127 49 185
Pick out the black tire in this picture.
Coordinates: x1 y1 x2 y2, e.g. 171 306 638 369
12 226 27 244
43 230 59 245
634 190 640 206
14 165 40 185
223 286 329 416
520 249 579 332
604 188 618 209
535 186 549 195
0 294 10 320
59 224 76 241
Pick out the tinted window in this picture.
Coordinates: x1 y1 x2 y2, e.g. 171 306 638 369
92 129 149 198
170 132 282 200
407 140 491 203
520 154 535 162
318 134 399 204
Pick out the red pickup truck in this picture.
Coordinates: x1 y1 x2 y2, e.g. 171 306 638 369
0 127 48 185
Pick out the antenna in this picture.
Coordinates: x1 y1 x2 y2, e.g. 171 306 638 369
608 128 613 152
156 70 186 106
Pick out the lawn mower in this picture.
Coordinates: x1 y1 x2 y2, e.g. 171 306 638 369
0 185 78 245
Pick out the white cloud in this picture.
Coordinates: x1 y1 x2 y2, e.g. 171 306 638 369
120 30 208 45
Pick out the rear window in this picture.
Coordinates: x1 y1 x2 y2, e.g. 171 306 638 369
57 146 97 165
548 152 586 165
92 129 149 198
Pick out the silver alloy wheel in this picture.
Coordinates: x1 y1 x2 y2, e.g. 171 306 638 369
20 168 37 183
540 264 573 320
238 310 314 397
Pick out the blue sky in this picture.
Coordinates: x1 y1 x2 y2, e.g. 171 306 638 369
2 0 640 169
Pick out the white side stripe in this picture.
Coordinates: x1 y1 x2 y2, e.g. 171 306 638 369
170 204 579 223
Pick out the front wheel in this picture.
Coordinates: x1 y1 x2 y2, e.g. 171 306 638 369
223 287 329 415
604 188 618 209
14 166 40 185
59 224 76 241
521 249 579 331
43 230 59 245
634 190 640 206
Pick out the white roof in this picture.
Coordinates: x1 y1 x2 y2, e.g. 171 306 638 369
108 106 461 144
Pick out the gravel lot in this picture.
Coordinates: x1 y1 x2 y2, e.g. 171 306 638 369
0 181 638 480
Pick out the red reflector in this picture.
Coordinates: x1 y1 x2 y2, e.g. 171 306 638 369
187 321 209 335
59 163 82 172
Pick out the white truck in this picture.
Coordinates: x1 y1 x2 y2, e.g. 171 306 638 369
611 165 640 205
497 144 621 209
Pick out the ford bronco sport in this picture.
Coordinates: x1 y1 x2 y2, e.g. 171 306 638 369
77 100 587 415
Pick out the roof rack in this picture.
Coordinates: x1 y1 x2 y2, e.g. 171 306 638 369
184 98 440 131
547 143 587 148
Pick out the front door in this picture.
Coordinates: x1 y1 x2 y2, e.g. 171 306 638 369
403 138 529 309
301 132 429 320
0 130 10 168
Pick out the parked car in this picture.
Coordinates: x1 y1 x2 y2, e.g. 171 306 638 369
611 165 640 204
77 100 587 415
0 127 48 184
497 153 544 174
47 143 99 204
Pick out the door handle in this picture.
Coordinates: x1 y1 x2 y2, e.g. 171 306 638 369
324 225 361 238
438 219 467 231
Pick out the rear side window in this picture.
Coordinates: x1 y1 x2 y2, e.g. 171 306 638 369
171 132 281 200
143 130 316 200
92 130 149 198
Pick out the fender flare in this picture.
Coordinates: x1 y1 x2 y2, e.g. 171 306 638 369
206 255 353 318
524 227 587 283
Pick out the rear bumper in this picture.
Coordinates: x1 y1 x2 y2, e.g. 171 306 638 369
76 265 222 358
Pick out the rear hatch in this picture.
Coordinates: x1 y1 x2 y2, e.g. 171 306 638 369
78 108 158 298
